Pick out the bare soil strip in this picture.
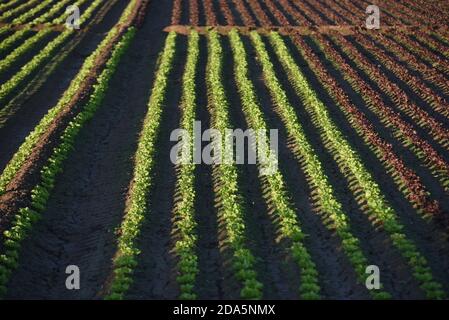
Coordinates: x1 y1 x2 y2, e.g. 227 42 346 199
164 24 446 35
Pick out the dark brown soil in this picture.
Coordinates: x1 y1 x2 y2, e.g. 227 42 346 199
163 24 434 36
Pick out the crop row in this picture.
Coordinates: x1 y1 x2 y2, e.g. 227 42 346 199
318 0 362 25
393 33 449 76
231 0 255 26
312 0 449 98
312 1 449 117
0 0 110 132
301 1 449 121
202 0 217 25
431 31 449 47
332 0 449 54
171 0 182 25
0 0 90 58
313 35 449 193
221 0 449 194
277 0 307 25
0 25 136 298
433 30 449 44
173 30 200 300
401 0 449 16
316 0 344 25
206 30 263 299
0 0 40 23
33 0 75 24
0 29 54 78
0 0 24 15
308 0 442 78
344 0 440 28
349 0 448 29
0 0 106 107
289 34 444 227
256 0 448 224
0 24 12 40
360 0 410 25
375 0 445 27
290 0 326 25
0 29 33 58
397 0 441 25
311 0 350 25
281 0 336 27
263 0 290 26
345 0 401 26
173 0 221 26
218 0 235 26
269 31 445 299
105 31 178 300
315 0 349 25
189 0 199 26
250 30 389 299
229 29 320 299
228 0 448 295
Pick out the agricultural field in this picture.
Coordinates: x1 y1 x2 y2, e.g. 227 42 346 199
0 0 448 301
